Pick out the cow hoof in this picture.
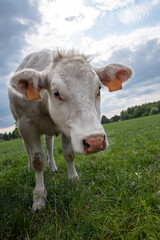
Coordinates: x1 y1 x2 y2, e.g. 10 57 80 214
50 167 57 174
49 163 57 173
32 199 45 211
69 174 79 182
33 189 47 211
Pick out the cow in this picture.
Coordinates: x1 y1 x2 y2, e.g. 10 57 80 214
8 49 132 211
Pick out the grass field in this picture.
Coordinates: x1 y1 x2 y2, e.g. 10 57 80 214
0 114 160 240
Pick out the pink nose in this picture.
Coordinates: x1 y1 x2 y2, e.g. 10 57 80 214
83 136 106 154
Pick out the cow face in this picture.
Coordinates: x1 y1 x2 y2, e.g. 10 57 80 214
10 52 132 154
46 57 106 154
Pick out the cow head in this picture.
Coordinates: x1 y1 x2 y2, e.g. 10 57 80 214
10 51 132 154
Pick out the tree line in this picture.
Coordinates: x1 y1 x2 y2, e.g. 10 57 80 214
101 100 160 124
0 125 20 142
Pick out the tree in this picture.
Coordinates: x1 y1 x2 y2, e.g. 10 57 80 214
127 107 134 115
149 107 159 115
111 115 120 122
134 107 143 118
101 115 109 124
12 127 20 139
0 133 3 141
12 131 16 139
120 100 160 121
8 132 12 140
0 122 21 141
120 110 130 120
142 112 148 117
157 101 160 110
3 132 9 141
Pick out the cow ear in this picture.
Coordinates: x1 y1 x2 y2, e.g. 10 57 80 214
10 69 47 100
95 64 132 92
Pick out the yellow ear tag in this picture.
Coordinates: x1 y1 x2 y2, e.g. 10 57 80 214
26 83 41 100
105 70 129 92
107 78 122 92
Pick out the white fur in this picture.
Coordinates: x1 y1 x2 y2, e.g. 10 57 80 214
8 49 132 210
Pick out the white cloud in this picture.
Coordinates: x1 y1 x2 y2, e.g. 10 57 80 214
22 0 100 56
119 0 160 24
22 13 160 118
4 0 159 122
0 125 14 134
39 0 100 34
79 25 160 65
21 0 160 64
100 90 128 118
93 0 133 11
13 17 30 25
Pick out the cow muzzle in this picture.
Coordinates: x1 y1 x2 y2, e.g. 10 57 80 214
83 135 106 154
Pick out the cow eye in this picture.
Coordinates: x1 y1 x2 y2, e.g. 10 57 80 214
53 90 62 100
97 86 101 96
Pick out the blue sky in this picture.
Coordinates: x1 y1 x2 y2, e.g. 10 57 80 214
0 0 160 133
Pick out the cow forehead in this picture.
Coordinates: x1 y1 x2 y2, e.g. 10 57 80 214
50 59 100 90
60 59 93 78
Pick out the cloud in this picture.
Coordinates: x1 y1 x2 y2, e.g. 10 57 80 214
24 0 99 50
0 74 14 129
0 126 15 134
65 14 85 22
0 0 100 130
100 38 160 117
118 0 160 24
79 25 160 65
0 0 41 129
93 0 133 11
39 0 99 34
0 0 41 76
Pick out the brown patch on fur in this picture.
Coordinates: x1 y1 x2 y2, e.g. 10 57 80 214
32 152 45 172
68 153 75 161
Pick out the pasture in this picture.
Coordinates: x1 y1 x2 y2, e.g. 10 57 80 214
0 114 160 240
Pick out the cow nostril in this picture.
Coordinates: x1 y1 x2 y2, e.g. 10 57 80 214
83 140 90 151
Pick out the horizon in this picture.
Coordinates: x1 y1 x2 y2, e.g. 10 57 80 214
1 99 159 134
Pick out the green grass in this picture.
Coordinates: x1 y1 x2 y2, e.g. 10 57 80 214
0 114 160 240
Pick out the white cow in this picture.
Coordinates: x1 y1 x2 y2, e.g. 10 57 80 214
8 49 132 211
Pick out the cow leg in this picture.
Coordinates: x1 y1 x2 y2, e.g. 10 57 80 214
62 134 79 181
23 141 33 171
44 135 57 173
33 164 47 211
18 120 47 211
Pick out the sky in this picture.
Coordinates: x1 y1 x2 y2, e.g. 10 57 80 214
0 0 160 133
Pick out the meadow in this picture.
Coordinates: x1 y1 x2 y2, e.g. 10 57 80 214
0 114 160 240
